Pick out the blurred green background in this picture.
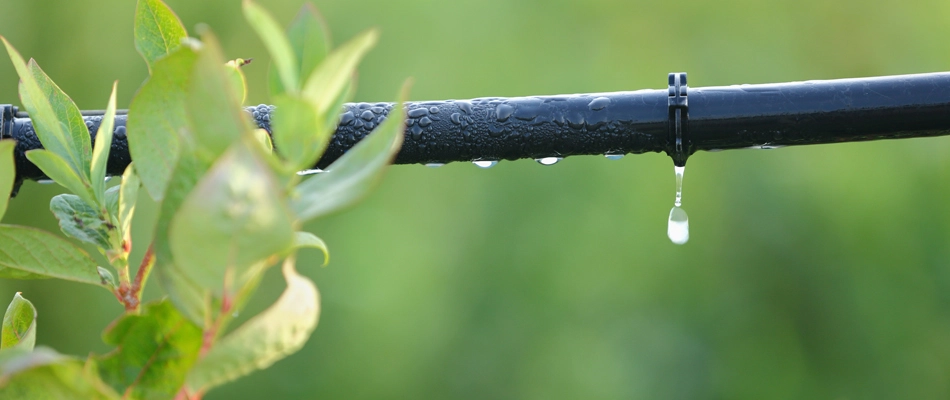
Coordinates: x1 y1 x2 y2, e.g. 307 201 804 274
1 0 950 398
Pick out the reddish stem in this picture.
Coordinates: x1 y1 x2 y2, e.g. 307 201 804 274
127 245 155 310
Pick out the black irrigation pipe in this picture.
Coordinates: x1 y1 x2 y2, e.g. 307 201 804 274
3 71 950 191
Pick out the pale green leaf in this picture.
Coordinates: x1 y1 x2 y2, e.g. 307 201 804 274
97 267 117 289
50 194 113 249
127 45 197 200
323 76 355 132
271 94 326 170
153 152 208 325
118 164 140 238
0 347 120 399
302 29 377 115
269 2 331 97
90 82 118 203
186 257 319 392
134 0 187 70
26 60 91 181
186 31 254 161
169 139 294 300
1 293 36 351
252 129 274 153
0 140 17 220
0 225 102 285
3 38 89 178
292 81 409 221
95 300 202 400
294 231 328 266
25 150 95 206
104 186 120 219
243 0 299 93
225 58 250 104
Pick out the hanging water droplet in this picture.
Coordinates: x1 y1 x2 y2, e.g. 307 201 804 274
473 160 498 169
667 165 689 244
536 157 562 166
667 206 689 245
37 179 55 185
604 153 624 160
297 169 325 176
426 163 445 168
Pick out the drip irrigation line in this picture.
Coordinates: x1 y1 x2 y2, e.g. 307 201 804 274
3 71 950 188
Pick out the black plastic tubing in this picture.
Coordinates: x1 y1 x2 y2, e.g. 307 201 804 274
3 71 950 184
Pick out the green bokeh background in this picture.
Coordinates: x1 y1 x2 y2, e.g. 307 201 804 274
1 0 950 398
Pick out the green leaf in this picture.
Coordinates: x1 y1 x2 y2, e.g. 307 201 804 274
0 347 120 399
1 293 36 351
3 38 90 180
50 194 113 249
301 29 378 115
186 257 319 392
292 81 409 221
252 129 274 153
95 300 202 400
25 150 95 206
134 0 187 71
153 153 208 325
90 82 118 203
169 139 295 300
186 31 254 161
127 45 197 200
118 165 140 240
0 140 17 220
25 61 91 181
269 3 331 97
103 186 120 219
271 94 326 170
0 224 103 285
294 231 328 266
243 0 299 93
224 58 250 104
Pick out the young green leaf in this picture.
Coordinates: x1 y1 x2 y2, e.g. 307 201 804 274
127 45 197 200
252 129 274 153
1 293 36 351
270 94 325 170
3 38 89 179
118 164 140 239
224 58 251 104
0 225 103 285
269 3 331 97
25 60 91 180
301 29 378 115
185 31 254 161
0 347 120 399
25 150 95 206
90 82 118 203
243 0 299 93
169 139 295 300
186 257 319 392
294 231 329 266
50 194 113 249
134 0 187 71
95 300 202 399
292 81 409 221
103 186 120 219
0 140 18 219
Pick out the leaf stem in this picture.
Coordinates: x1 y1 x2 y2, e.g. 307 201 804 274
130 244 155 306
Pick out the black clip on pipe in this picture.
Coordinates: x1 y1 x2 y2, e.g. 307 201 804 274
0 105 14 140
668 72 689 167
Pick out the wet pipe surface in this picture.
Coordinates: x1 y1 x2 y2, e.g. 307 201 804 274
5 71 950 183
